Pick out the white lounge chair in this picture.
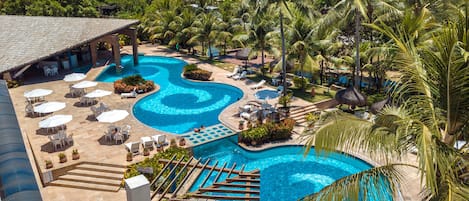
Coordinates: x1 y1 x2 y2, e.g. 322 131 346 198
232 71 247 80
125 142 140 155
240 110 259 121
250 79 266 90
121 90 137 99
151 135 167 146
141 136 153 149
226 66 240 78
121 125 131 138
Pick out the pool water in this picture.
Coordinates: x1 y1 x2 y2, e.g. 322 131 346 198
191 136 374 201
254 89 280 100
96 56 243 134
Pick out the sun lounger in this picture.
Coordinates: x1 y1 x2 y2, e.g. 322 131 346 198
151 135 167 146
121 90 137 99
240 110 259 121
141 136 153 149
226 66 240 78
250 79 266 90
232 71 247 80
125 142 140 155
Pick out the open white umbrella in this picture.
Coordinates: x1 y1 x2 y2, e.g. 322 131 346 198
97 110 129 123
84 89 112 98
24 89 53 98
34 101 66 113
72 80 97 89
39 115 73 128
63 73 86 82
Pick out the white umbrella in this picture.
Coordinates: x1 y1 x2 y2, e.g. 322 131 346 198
63 73 86 82
72 80 98 89
84 89 112 98
24 89 53 98
97 110 129 123
39 115 73 128
34 102 66 113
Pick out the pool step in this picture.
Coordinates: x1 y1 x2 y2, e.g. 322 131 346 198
184 124 237 146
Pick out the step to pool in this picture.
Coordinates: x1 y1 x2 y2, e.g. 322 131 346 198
183 124 236 146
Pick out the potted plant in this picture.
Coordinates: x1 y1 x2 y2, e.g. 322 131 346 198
72 149 80 160
156 144 164 152
58 153 67 163
178 137 186 147
126 152 133 162
170 138 177 147
45 160 53 169
278 93 292 117
238 120 245 130
143 148 150 156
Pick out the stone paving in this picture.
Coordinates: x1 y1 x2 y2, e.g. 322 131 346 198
9 44 422 200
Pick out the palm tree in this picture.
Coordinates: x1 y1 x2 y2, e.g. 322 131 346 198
303 8 469 201
190 12 220 59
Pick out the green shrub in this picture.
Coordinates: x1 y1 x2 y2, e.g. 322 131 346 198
240 126 269 144
293 76 309 90
183 69 212 81
122 74 146 86
183 64 198 72
124 147 190 188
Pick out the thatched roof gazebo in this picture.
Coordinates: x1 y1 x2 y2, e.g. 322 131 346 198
335 86 367 107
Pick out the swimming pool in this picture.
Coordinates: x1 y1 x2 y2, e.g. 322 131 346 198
190 136 376 201
254 89 280 100
96 56 243 134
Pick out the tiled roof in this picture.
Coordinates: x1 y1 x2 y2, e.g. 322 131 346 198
0 15 139 73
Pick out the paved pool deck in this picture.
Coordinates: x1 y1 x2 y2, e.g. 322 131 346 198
9 44 421 200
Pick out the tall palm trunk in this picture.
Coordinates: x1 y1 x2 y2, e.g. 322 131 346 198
320 59 324 85
354 8 361 89
280 11 287 98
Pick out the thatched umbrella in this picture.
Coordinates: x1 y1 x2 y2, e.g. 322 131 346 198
335 86 367 107
236 48 251 68
370 98 390 114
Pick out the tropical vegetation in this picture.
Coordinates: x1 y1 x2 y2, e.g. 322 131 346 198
5 0 469 200
114 74 155 93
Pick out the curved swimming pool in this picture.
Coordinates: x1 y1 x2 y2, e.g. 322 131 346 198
190 136 382 201
95 56 243 134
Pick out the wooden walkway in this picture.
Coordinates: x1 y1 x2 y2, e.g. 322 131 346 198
150 155 260 200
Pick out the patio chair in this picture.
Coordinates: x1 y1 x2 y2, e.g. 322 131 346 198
141 136 153 149
121 90 137 99
25 104 36 117
115 134 124 144
240 110 259 121
90 106 101 117
104 131 113 142
250 79 266 90
232 71 247 80
121 125 131 138
98 102 111 112
64 133 74 146
125 142 140 155
151 135 167 146
226 66 240 78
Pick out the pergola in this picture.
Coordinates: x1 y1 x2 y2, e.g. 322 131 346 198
0 15 140 79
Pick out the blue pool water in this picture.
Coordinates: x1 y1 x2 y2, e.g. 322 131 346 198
191 136 374 201
96 56 243 134
254 89 280 100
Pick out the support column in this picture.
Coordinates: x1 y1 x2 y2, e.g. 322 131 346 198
119 28 139 65
90 41 98 67
109 34 121 73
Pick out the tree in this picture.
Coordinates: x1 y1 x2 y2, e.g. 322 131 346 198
303 7 469 201
190 12 220 59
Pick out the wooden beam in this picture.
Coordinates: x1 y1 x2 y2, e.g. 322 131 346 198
212 182 260 188
226 178 260 183
198 161 219 189
198 187 260 194
188 194 260 201
157 157 194 201
158 159 252 174
150 155 176 188
170 158 207 198
212 162 227 184
153 156 185 194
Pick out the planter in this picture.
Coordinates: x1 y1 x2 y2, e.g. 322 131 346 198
59 157 67 163
157 145 164 152
179 138 186 147
45 161 53 169
126 153 133 162
72 153 80 160
143 149 150 156
238 121 245 130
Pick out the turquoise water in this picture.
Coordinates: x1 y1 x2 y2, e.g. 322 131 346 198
191 136 374 201
95 56 243 134
254 89 280 100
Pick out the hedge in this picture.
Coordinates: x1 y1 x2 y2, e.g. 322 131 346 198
240 118 295 145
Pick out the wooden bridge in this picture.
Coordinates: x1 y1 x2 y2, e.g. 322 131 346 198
150 155 260 200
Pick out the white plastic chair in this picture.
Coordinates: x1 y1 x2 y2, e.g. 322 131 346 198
232 71 247 80
121 125 131 138
125 142 140 155
226 66 240 78
141 136 153 149
250 79 266 89
115 134 124 144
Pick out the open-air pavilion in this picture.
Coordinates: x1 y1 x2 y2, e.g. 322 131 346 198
0 15 140 81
